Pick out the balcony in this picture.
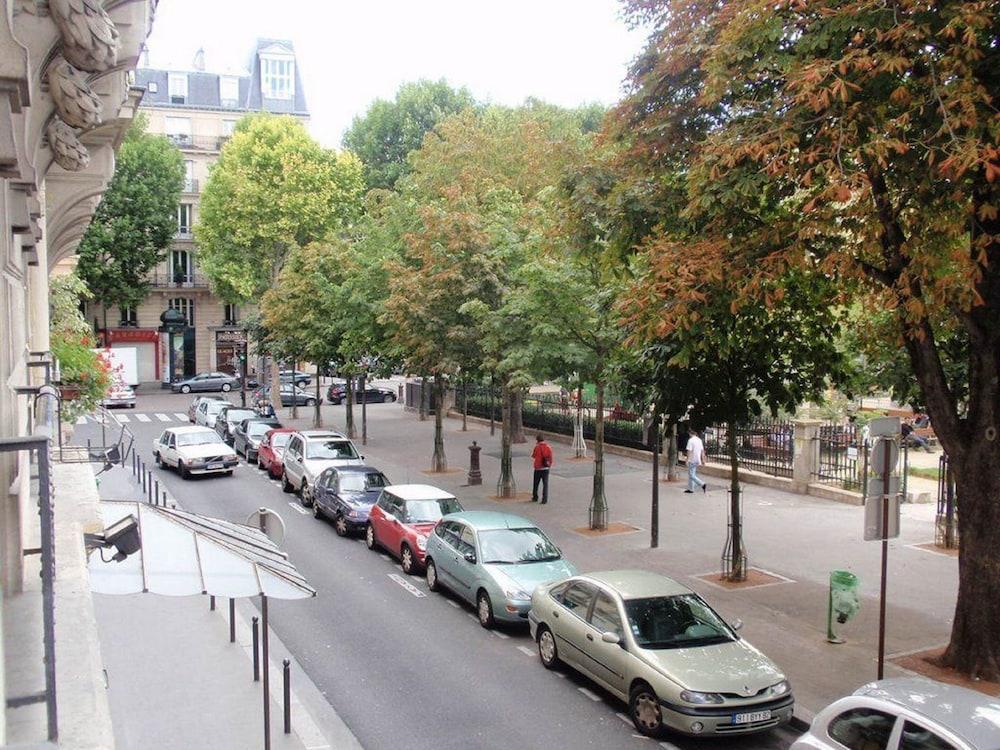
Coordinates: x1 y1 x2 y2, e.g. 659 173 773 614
166 134 231 152
175 228 193 240
182 178 199 193
149 272 210 289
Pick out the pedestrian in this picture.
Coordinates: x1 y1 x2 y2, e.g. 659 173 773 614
531 434 553 504
684 428 707 494
902 420 933 453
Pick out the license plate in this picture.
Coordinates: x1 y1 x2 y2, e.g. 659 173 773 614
733 710 771 724
208 463 223 470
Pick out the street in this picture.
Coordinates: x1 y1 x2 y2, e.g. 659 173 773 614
76 394 800 750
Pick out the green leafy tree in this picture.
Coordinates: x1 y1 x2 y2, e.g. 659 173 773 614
49 273 111 421
76 114 184 328
343 79 477 191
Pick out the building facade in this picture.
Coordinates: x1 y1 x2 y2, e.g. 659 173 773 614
85 39 309 384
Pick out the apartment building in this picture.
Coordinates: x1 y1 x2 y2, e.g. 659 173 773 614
86 39 309 384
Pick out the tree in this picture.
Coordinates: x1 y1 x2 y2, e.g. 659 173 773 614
615 0 1000 677
197 114 364 412
343 79 477 191
76 114 184 328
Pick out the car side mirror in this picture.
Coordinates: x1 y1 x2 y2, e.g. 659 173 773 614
463 552 477 564
732 618 743 631
601 631 621 645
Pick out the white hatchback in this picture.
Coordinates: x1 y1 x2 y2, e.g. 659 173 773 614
153 426 238 478
280 430 363 505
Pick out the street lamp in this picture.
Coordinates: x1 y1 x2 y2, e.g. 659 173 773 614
158 307 188 386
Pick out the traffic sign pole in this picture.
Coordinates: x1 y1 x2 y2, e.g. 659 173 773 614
877 438 891 679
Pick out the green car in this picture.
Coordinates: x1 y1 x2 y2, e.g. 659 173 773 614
528 570 793 739
424 511 577 628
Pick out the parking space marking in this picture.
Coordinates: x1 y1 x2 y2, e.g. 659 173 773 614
135 413 151 422
287 503 309 515
387 573 426 598
115 414 130 423
446 599 460 608
553 672 566 679
155 413 171 421
491 630 509 640
173 412 187 420
578 687 601 702
76 416 88 425
466 613 478 622
616 712 632 726
659 742 681 750
517 645 534 657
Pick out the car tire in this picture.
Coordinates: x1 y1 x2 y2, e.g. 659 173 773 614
312 500 323 520
382 394 393 403
281 472 293 493
400 544 416 575
333 514 349 537
180 385 191 394
476 590 495 629
426 558 441 592
224 470 233 477
154 451 162 468
179 461 189 479
305 398 316 407
365 523 377 551
332 398 342 406
300 481 313 507
629 683 664 738
537 626 560 669
256 455 265 470
222 383 232 392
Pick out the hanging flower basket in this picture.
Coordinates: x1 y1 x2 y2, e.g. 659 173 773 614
58 384 82 401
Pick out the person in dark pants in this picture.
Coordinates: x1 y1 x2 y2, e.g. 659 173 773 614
531 434 554 504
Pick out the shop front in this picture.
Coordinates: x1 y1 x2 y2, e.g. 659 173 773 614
101 328 161 382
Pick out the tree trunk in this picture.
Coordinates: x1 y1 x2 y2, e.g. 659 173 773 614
666 419 679 481
589 380 608 530
419 375 428 421
313 369 322 428
345 374 356 438
270 357 282 417
511 388 526 444
489 376 496 436
431 373 446 472
650 407 660 549
291 360 300 419
726 423 746 582
461 376 468 431
496 380 515 497
361 370 368 445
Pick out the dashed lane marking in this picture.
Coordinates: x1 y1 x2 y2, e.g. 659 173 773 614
491 630 509 640
387 573 426 598
135 413 151 422
616 712 632 726
155 413 171 421
446 600 460 608
659 742 681 750
517 646 534 657
578 687 601 702
466 613 478 622
287 503 309 515
173 412 187 420
115 414 130 423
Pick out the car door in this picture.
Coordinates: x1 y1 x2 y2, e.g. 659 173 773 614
582 588 629 698
380 496 406 557
430 521 461 586
163 432 178 467
315 469 334 512
368 492 392 545
284 437 303 485
445 523 480 602
550 581 598 672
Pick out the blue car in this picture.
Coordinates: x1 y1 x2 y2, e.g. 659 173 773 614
424 511 577 629
313 465 390 536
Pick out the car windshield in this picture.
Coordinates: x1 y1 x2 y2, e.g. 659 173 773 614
479 527 561 564
624 594 736 649
247 423 274 438
271 433 291 449
226 409 255 424
403 497 463 523
307 440 359 460
205 402 227 415
340 472 388 492
176 430 224 447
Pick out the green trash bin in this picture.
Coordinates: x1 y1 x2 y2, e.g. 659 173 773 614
827 570 860 643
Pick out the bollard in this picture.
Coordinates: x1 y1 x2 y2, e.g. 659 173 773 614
252 616 260 681
283 659 291 734
141 463 146 493
147 471 153 504
229 598 235 643
154 480 160 506
162 490 168 507
467 441 482 486
210 595 216 611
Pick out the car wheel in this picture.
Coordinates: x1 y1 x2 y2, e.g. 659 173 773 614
426 559 442 591
400 545 416 575
222 383 232 392
477 590 495 629
312 500 323 519
306 398 316 406
179 461 190 479
537 626 560 669
281 472 293 493
256 455 265 470
224 471 233 477
332 398 342 406
382 394 393 403
630 683 664 738
300 481 313 507
180 385 191 394
154 451 162 468
365 523 377 550
333 514 349 537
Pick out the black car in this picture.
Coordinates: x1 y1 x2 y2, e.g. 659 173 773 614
215 405 258 445
312 465 390 535
326 382 397 405
232 417 282 462
279 370 312 387
253 385 320 407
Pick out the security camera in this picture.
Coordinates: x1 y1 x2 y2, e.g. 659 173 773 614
84 515 140 563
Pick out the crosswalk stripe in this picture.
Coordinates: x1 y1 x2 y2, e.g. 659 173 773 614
135 413 151 422
155 413 171 421
174 412 187 421
115 414 130 423
76 416 88 425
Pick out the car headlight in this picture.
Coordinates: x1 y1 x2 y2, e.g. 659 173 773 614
679 690 725 705
770 680 790 696
415 535 428 551
504 589 531 601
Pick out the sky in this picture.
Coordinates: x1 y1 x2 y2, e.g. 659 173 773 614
144 0 648 147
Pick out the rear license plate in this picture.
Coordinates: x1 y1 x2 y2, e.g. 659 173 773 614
208 463 223 470
732 710 771 724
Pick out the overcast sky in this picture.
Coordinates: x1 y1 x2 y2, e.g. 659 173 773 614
144 1 647 147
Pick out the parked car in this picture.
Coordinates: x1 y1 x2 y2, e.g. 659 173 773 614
312 465 390 534
253 384 320 407
194 398 231 429
214 405 258 444
152 426 238 479
528 570 792 739
791 677 1000 750
280 431 363 503
171 371 241 394
327 381 396 405
366 484 464 574
425 511 575 628
102 382 136 408
257 427 295 478
232 417 282 462
188 395 226 423
279 369 312 387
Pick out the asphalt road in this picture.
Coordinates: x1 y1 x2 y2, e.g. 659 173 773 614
77 399 798 750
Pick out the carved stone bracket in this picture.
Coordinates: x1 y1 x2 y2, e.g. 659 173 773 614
47 55 102 129
49 0 120 72
47 115 89 171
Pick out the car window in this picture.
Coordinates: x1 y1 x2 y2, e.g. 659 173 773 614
168 434 176 448
458 525 476 556
226 409 255 423
434 521 453 540
623 594 737 649
247 422 273 438
403 497 463 523
899 721 957 750
271 433 291 450
827 708 897 750
176 430 225 447
590 591 624 637
206 401 226 415
559 582 596 616
479 527 560 564
306 440 359 460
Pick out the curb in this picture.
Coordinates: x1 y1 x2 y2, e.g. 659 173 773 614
789 710 813 733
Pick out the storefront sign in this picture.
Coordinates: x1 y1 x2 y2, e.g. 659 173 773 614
216 330 247 344
107 328 160 344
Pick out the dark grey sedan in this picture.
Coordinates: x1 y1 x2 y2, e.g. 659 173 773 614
312 465 389 536
214 406 257 445
232 417 282 461
172 372 241 394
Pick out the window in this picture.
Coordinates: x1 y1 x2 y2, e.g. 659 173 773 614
177 204 192 235
220 76 239 107
119 306 137 327
222 119 237 137
457 525 476 557
590 592 624 637
171 249 191 282
183 160 195 191
559 583 596 615
478 527 561 564
147 81 158 94
827 708 896 750
168 297 194 326
624 594 736 650
168 73 188 103
224 303 239 325
899 721 957 750
165 116 191 146
261 56 294 99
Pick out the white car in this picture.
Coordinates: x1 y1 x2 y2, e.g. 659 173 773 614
280 430 363 505
194 398 230 429
791 677 1000 750
152 426 238 478
102 382 136 408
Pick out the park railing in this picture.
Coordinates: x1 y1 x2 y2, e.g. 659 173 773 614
811 422 866 490
703 419 795 478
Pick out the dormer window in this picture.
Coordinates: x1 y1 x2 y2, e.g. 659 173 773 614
220 76 239 108
261 56 293 100
168 73 188 104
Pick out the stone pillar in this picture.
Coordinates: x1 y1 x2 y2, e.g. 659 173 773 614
792 419 822 494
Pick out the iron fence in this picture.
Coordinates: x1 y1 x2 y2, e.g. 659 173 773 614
811 422 867 490
703 420 795 478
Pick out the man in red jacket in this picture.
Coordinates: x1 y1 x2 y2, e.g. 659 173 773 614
531 434 554 504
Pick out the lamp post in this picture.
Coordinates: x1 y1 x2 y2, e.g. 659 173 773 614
158 307 188 386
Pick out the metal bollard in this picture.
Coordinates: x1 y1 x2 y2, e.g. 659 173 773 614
210 595 216 611
162 490 168 507
154 480 160 506
283 659 291 734
252 616 260 681
229 598 235 643
147 471 153 504
141 463 146 492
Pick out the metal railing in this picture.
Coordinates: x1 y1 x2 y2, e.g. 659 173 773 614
166 133 231 151
811 422 866 490
703 420 795 478
149 271 209 288
182 178 199 193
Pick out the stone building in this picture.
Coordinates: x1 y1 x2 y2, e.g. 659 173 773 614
84 39 310 384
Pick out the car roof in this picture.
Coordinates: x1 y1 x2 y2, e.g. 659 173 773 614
295 430 347 440
853 678 1000 747
580 570 692 599
265 427 296 434
442 511 532 529
165 425 217 435
383 484 456 501
322 464 382 475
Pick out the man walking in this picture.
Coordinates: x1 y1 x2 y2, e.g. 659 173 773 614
531 434 554 504
684 428 707 494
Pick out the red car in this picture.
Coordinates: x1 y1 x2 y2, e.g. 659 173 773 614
366 485 464 574
257 428 295 478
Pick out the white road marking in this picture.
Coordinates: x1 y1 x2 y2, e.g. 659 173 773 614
446 600 460 608
517 645 534 657
659 742 681 750
173 412 187 420
616 712 632 726
287 503 309 515
466 613 478 621
76 416 88 425
115 414 130 423
491 630 509 640
135 413 151 422
578 687 601 702
387 573 426 598
553 672 566 679
155 413 171 422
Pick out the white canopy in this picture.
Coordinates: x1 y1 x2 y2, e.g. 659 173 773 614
89 501 315 600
